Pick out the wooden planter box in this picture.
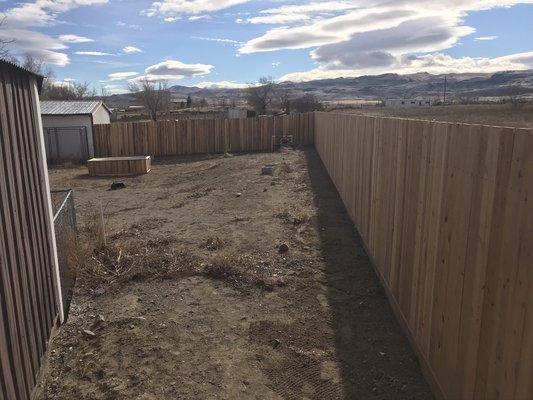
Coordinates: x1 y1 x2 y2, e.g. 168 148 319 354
87 156 151 177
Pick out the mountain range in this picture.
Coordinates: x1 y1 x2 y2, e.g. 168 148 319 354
106 70 533 108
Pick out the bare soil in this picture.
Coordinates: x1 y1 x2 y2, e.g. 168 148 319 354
37 149 433 399
335 104 533 128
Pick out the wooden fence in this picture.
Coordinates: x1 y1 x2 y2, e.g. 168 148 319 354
93 112 314 157
313 112 533 400
1 61 62 399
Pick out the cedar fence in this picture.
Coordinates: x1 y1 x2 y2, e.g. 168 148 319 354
313 112 533 400
93 112 314 157
80 110 533 400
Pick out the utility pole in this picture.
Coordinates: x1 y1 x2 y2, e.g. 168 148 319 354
443 75 447 105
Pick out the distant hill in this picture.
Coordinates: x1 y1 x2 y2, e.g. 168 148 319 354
105 70 533 107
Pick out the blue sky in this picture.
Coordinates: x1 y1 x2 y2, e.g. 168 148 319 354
1 0 532 93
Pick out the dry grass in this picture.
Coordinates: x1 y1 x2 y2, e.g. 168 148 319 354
276 205 315 226
279 162 296 175
68 221 283 293
337 104 533 129
201 236 226 251
202 251 285 291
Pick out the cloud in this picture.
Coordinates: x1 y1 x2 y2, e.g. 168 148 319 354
310 17 474 69
108 71 139 81
144 0 250 18
280 51 533 82
59 34 93 43
75 51 114 56
240 1 533 80
239 1 358 24
123 46 143 53
242 14 311 25
239 9 417 53
189 14 211 21
0 0 108 28
0 0 108 65
475 35 499 41
133 59 214 82
272 62 281 68
240 1 533 54
196 81 252 89
117 21 141 30
192 36 243 45
0 28 69 66
102 84 126 94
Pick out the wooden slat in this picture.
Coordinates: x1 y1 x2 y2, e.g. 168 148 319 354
93 113 315 157
313 112 533 400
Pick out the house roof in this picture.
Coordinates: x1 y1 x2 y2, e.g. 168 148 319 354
40 100 108 116
0 59 44 92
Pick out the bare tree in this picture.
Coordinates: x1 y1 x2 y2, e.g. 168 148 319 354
0 17 14 59
20 54 95 100
291 94 323 113
128 77 171 121
277 87 292 114
507 85 526 110
245 77 276 115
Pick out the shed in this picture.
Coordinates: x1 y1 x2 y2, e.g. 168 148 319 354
1 60 63 399
41 100 111 163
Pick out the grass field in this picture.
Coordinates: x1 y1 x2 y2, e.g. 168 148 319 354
334 104 533 129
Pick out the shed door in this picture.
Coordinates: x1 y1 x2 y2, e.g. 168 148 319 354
44 126 89 163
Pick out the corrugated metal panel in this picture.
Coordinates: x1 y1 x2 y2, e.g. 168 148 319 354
40 100 101 115
0 61 60 399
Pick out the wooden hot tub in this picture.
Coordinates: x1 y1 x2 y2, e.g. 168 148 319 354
87 156 151 177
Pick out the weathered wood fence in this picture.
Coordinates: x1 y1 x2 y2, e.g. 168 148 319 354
93 113 314 157
314 112 533 400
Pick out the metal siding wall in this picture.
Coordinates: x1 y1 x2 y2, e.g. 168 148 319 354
0 65 59 399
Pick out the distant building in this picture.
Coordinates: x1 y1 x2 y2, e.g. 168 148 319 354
41 100 111 162
384 99 433 108
228 108 256 119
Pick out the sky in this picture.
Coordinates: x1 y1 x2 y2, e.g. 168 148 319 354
1 0 532 93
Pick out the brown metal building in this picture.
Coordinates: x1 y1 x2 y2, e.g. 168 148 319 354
0 60 64 399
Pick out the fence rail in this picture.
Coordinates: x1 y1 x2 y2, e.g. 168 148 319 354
93 113 315 157
313 112 533 400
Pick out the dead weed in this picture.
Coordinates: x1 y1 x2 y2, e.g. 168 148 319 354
201 236 226 251
276 205 315 226
202 251 285 291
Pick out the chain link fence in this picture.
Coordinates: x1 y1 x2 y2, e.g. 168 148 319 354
51 189 77 316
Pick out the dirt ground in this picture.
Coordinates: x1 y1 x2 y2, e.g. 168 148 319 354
36 148 433 399
334 103 533 128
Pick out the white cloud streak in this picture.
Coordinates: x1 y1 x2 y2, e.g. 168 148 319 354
196 81 252 89
132 59 214 82
59 34 93 43
75 51 113 56
475 35 499 41
123 46 143 53
108 71 139 81
144 0 250 18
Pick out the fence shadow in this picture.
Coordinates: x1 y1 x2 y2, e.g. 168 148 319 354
303 148 433 399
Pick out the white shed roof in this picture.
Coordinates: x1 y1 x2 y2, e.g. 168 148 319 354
41 101 108 116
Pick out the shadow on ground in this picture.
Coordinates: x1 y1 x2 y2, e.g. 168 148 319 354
304 148 434 399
